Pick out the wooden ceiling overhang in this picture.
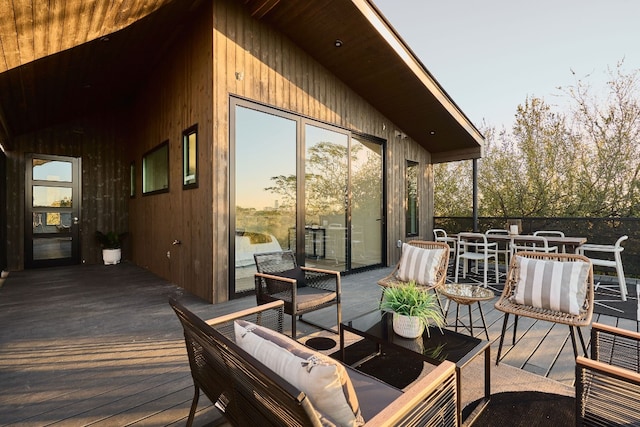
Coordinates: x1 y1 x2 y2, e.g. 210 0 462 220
0 0 483 162
242 0 484 163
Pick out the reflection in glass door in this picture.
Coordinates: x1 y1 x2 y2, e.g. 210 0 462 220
233 105 297 293
25 154 81 267
351 136 383 269
232 100 385 296
304 125 349 269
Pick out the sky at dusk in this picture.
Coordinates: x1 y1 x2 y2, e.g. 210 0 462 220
374 0 640 130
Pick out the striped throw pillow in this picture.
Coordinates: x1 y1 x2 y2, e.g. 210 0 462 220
397 243 444 287
513 255 590 315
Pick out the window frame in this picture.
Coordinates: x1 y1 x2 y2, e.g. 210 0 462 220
405 160 419 237
182 124 198 189
142 140 170 196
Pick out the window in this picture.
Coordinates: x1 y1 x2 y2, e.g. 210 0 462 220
130 161 136 197
406 160 419 236
142 141 169 195
182 124 198 189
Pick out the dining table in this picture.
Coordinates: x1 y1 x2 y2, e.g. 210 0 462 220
484 234 587 254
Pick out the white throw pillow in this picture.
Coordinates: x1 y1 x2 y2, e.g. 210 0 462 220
513 255 590 315
396 243 444 287
234 320 364 427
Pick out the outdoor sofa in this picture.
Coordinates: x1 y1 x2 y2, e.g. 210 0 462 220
170 298 459 426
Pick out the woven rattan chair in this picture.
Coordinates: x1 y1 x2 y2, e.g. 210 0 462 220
576 323 640 426
378 241 449 314
495 251 594 365
378 240 450 292
254 250 341 339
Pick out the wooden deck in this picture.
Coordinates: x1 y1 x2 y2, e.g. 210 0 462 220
0 262 637 426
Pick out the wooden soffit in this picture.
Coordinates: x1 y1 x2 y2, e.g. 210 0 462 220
241 0 484 162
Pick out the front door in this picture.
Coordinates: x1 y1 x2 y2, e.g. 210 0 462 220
25 154 81 268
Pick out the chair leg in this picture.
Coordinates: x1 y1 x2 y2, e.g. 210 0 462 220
569 326 579 359
512 315 518 345
186 386 200 427
291 314 297 339
496 313 509 365
576 326 588 357
615 256 627 301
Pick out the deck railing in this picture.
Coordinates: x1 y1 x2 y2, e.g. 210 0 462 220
434 217 640 277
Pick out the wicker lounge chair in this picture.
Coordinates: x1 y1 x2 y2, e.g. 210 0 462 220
253 250 341 339
576 323 640 426
170 298 460 426
495 251 594 364
378 240 450 291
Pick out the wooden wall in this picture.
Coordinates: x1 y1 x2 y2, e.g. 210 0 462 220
211 0 436 286
127 3 214 302
4 111 129 270
2 0 438 304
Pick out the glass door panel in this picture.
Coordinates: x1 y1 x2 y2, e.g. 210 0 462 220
304 124 349 271
26 155 80 267
234 105 297 293
351 137 383 269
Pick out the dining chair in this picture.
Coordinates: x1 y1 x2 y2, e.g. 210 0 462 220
485 229 510 269
455 232 499 288
433 228 456 260
510 235 558 257
578 235 628 301
534 230 566 252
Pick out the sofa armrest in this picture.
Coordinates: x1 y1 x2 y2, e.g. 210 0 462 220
591 322 640 371
206 300 285 340
364 361 458 427
576 356 640 425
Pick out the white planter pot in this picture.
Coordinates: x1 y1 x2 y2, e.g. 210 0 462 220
392 313 425 339
102 248 122 265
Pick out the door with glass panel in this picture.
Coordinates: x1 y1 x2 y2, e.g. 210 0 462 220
25 154 81 268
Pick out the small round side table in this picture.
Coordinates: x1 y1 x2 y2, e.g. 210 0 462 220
440 283 495 340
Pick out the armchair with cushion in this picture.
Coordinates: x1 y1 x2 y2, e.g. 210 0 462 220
576 323 640 426
495 251 594 364
254 250 341 339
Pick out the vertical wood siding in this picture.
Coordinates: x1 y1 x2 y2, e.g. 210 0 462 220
4 0 437 304
127 3 214 302
212 0 435 284
5 112 129 270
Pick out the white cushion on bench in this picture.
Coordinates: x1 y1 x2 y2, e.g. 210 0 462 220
513 255 590 315
234 319 364 426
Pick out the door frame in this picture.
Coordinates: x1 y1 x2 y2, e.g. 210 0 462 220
24 154 82 268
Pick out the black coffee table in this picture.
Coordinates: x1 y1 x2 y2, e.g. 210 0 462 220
340 310 490 426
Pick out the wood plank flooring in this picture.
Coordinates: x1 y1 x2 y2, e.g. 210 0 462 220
0 262 637 426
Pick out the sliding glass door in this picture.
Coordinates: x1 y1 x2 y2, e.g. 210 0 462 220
232 99 384 295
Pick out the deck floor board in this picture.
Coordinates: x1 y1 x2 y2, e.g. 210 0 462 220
0 262 637 425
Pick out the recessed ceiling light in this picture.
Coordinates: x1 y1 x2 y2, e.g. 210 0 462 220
334 39 343 47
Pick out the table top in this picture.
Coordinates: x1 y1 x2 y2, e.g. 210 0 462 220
440 283 495 304
341 310 488 366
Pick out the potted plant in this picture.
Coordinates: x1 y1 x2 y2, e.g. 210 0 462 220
380 281 445 338
95 231 128 265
